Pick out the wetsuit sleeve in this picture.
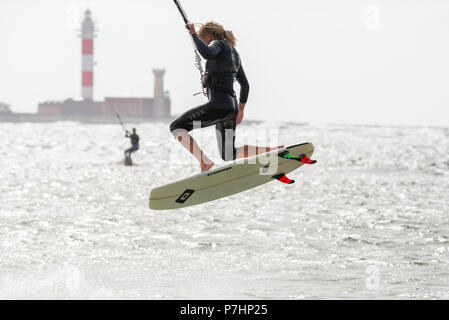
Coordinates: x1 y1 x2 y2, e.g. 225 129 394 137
192 33 223 59
236 65 250 104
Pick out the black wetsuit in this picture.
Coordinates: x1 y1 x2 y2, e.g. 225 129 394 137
170 33 250 161
125 132 139 157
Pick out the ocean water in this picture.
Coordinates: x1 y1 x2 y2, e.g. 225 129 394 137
0 120 448 299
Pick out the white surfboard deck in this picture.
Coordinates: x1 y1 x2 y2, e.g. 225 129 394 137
149 142 315 210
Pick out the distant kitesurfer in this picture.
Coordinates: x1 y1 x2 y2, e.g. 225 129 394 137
170 21 283 172
125 128 139 159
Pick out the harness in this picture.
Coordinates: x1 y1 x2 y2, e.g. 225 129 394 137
202 72 236 97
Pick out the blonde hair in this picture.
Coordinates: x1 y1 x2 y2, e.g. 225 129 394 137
198 21 237 47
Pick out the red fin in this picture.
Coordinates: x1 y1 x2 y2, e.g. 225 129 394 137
300 155 316 164
273 173 295 184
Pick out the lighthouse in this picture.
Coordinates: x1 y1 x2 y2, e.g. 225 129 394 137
80 9 96 101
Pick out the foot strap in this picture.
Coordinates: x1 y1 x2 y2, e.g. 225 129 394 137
279 151 317 164
272 173 295 184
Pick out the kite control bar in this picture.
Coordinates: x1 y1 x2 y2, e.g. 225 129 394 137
172 0 207 96
173 0 189 25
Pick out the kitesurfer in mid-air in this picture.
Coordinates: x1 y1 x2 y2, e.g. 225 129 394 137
170 21 283 172
125 128 139 159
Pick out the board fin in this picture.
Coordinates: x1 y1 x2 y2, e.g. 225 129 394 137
272 173 295 184
279 151 317 164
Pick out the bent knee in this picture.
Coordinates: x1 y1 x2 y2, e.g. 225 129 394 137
169 120 179 134
170 121 190 140
170 121 183 137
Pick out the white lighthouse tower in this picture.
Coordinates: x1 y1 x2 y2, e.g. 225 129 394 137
80 9 96 101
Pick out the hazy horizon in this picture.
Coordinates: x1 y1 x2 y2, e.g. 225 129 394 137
1 0 448 127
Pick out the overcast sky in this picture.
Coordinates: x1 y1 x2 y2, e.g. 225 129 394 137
1 0 448 126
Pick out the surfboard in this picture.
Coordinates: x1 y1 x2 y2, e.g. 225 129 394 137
149 142 316 210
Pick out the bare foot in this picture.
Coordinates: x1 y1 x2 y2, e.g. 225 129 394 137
201 161 215 172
